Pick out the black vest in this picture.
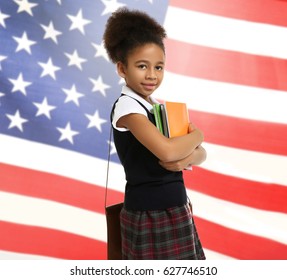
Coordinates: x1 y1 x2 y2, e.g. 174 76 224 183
112 96 187 210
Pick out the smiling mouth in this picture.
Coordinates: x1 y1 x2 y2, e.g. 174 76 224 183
142 83 157 90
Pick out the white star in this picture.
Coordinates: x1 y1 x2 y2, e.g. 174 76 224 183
107 140 117 155
85 110 107 132
65 50 87 70
9 73 32 95
67 9 91 35
89 75 110 97
6 110 28 132
33 97 56 119
136 0 153 3
38 57 61 80
62 84 84 106
14 0 38 16
0 55 7 70
41 21 62 44
57 122 79 144
0 10 10 28
0 92 4 107
13 31 36 54
92 41 109 62
101 0 126 16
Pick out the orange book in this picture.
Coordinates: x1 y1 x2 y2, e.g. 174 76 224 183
164 101 189 137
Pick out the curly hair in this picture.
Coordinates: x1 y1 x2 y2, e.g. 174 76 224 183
103 8 166 64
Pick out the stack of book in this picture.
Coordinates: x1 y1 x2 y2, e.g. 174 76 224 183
153 101 189 138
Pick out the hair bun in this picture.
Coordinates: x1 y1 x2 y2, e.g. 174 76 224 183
103 8 166 63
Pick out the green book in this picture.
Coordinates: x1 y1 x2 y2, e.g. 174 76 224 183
153 103 163 134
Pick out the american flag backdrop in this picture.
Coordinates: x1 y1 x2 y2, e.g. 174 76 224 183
0 0 286 260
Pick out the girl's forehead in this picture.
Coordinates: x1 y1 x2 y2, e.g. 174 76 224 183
128 43 165 61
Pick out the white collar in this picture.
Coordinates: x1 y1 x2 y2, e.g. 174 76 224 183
121 85 159 111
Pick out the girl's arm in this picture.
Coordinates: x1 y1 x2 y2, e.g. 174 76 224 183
117 113 203 162
159 145 207 172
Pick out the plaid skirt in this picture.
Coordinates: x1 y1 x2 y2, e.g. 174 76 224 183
120 202 206 260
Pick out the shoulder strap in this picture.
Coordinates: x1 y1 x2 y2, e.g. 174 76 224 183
125 94 151 115
105 94 124 209
104 124 113 209
113 94 151 116
105 94 151 209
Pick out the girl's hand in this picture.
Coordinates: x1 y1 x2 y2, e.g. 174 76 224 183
189 123 204 139
188 122 197 133
159 157 191 172
159 145 207 172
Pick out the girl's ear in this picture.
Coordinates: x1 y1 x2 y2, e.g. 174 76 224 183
117 62 126 78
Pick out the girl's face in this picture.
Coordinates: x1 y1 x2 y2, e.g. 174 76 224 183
117 43 165 102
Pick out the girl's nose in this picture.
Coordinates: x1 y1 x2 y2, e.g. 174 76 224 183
146 69 156 80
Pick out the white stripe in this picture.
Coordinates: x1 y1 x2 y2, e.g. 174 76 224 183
155 71 287 124
203 249 235 260
201 142 287 185
0 248 233 260
1 134 286 189
0 191 107 242
1 185 286 250
165 7 287 59
188 190 287 245
0 134 126 190
0 250 56 260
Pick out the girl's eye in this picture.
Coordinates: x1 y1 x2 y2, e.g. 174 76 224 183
156 66 163 71
138 64 147 69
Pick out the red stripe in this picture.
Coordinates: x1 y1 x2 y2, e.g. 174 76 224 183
2 161 286 217
2 217 286 260
0 220 107 259
184 167 287 213
170 0 287 27
0 163 124 213
190 109 287 156
195 217 287 259
165 39 287 91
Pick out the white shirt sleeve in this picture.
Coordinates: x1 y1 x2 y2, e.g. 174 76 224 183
112 96 149 131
